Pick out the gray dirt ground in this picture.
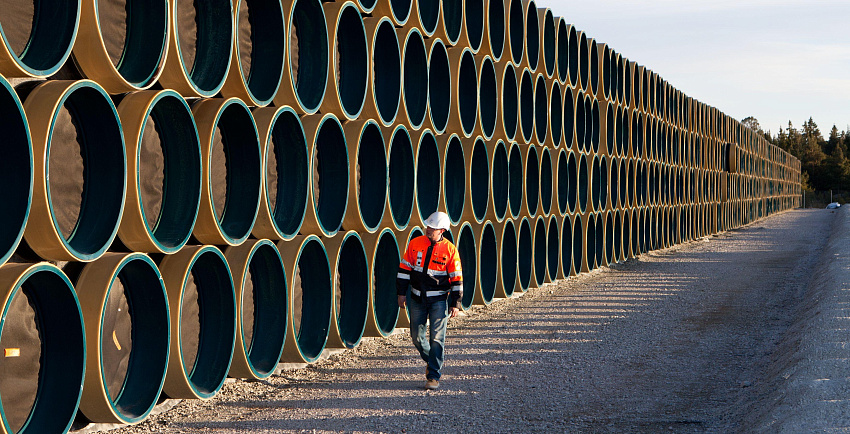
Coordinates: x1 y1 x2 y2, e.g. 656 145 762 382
109 208 846 433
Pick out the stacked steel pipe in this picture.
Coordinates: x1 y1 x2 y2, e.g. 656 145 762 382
0 0 800 431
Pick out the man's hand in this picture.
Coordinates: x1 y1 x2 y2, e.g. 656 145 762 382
449 307 460 318
397 295 406 308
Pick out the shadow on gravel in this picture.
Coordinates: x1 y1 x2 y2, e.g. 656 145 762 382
166 210 835 433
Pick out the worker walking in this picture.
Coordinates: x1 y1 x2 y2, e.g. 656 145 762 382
396 211 463 390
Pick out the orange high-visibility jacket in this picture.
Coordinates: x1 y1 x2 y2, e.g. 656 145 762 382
396 235 463 308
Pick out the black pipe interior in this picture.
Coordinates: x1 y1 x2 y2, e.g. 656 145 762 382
268 108 309 238
402 29 428 127
355 122 387 230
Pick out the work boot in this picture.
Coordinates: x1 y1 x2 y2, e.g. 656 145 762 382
425 379 439 390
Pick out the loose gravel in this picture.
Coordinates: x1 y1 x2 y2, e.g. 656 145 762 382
105 209 841 433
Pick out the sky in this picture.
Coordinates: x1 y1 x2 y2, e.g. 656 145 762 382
542 0 850 137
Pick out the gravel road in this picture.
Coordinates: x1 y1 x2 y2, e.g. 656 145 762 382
108 209 838 433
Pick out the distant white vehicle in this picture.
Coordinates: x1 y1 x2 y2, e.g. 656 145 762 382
826 202 841 209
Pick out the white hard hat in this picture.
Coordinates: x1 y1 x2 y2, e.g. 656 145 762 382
424 212 451 231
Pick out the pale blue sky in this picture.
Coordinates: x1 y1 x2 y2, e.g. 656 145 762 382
542 0 850 136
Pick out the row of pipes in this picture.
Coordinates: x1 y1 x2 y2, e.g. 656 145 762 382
0 0 800 433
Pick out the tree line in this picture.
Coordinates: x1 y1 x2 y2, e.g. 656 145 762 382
743 116 850 195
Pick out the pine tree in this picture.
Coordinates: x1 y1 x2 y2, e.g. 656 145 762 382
827 143 848 190
785 121 802 157
826 125 841 156
802 117 822 142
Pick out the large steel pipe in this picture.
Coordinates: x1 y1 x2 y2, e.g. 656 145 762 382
413 0 439 37
496 218 518 298
400 28 429 129
578 31 589 91
322 1 368 120
412 129 441 226
192 98 262 246
363 17 401 126
159 245 236 399
277 235 332 363
362 229 402 336
606 101 616 156
322 231 369 349
300 113 349 237
560 214 574 277
427 38 450 134
563 83 575 149
539 147 554 217
555 17 569 84
597 155 610 211
531 215 546 288
455 222 477 310
489 140 510 222
598 43 611 101
224 240 288 380
0 0 79 78
624 60 634 109
373 0 412 26
516 216 533 292
477 55 497 139
591 97 601 153
533 73 548 145
538 8 556 79
117 90 201 254
342 120 387 233
0 76 31 267
522 144 540 218
0 263 84 434
565 150 579 214
605 211 615 266
594 212 605 269
483 0 505 61
472 221 497 305
555 148 569 216
549 81 563 147
74 253 169 425
447 47 478 137
575 90 587 152
463 0 485 53
518 67 534 143
609 157 620 209
160 0 233 98
508 142 524 219
625 208 635 259
496 62 519 142
523 0 540 71
384 125 415 230
587 212 607 268
577 153 589 213
572 215 584 274
462 137 491 223
612 51 623 105
441 134 466 225
221 0 286 106
435 0 462 46
588 39 600 97
506 0 524 65
584 212 596 271
274 0 329 114
74 0 168 92
567 24 579 87
617 106 628 157
252 106 310 241
22 80 125 262
546 215 560 282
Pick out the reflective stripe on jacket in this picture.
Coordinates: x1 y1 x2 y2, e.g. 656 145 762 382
396 235 463 308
